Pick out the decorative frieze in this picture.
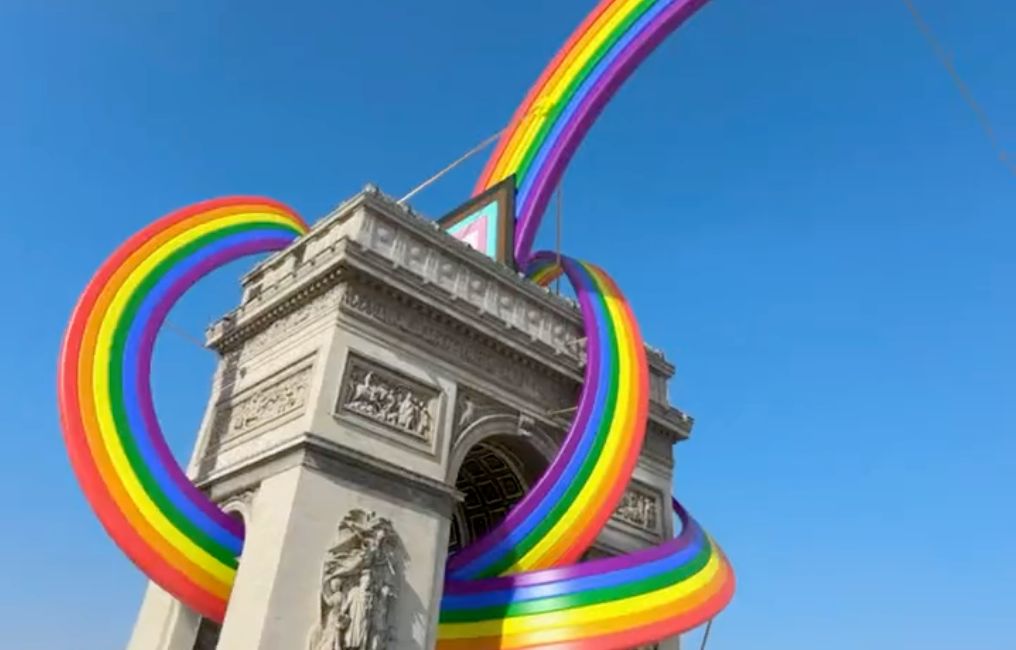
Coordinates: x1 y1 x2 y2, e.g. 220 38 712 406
452 388 517 441
341 282 576 411
238 287 341 361
357 210 584 360
338 357 438 441
210 365 312 444
613 485 661 534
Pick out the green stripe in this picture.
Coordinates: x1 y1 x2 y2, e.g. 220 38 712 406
515 0 657 184
440 538 715 623
106 222 299 568
477 264 623 577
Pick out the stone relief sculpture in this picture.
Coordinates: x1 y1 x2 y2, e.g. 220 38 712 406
309 510 401 650
230 369 310 436
452 388 515 438
341 365 434 439
614 488 659 532
209 366 312 446
341 284 577 410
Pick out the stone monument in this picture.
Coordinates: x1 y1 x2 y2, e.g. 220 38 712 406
126 185 693 650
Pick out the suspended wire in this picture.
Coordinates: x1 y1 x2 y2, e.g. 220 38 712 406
699 618 715 650
901 0 1016 177
398 129 505 205
158 132 506 350
163 319 208 351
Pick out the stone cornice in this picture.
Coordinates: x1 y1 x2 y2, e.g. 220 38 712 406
205 185 693 430
196 432 463 513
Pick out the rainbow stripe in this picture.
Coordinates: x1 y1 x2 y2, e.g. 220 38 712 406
446 253 649 579
438 501 734 650
58 3 732 643
57 197 308 621
474 0 712 266
438 252 733 648
446 2 732 642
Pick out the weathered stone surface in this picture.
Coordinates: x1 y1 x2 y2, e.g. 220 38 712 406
128 186 686 650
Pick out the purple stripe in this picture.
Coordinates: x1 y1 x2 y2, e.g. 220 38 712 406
443 501 694 595
122 232 275 548
447 256 608 574
513 0 712 265
441 518 704 607
516 0 672 212
134 234 296 539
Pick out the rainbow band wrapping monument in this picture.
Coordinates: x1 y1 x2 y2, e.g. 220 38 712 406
57 199 310 622
57 0 733 647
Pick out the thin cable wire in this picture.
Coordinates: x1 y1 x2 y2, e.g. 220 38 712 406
398 129 505 205
698 618 714 650
901 0 1016 177
163 320 207 351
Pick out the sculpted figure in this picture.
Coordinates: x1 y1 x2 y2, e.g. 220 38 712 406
309 511 401 650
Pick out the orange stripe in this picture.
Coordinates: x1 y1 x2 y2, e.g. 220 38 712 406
476 0 622 192
75 207 282 598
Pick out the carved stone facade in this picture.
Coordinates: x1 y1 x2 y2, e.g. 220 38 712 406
211 364 312 444
216 286 343 362
341 281 577 411
613 485 662 534
129 186 687 650
247 289 337 357
338 357 437 441
310 510 402 650
357 205 584 364
452 387 516 441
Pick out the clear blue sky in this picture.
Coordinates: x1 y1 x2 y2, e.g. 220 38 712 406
2 1 1014 648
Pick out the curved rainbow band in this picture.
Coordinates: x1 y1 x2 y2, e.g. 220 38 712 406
438 501 734 649
58 2 732 640
57 197 308 621
57 201 732 645
447 253 649 579
438 253 733 648
473 0 712 267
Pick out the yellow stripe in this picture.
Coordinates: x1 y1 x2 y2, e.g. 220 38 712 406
491 0 636 183
507 268 640 572
493 0 645 183
439 549 723 639
90 211 295 583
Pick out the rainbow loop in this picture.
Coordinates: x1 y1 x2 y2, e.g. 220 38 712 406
437 254 733 648
58 198 309 621
57 0 733 646
475 0 710 267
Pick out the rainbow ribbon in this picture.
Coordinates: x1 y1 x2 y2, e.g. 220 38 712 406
474 0 712 267
446 255 648 580
56 1 733 646
443 0 732 646
438 254 734 648
57 198 308 621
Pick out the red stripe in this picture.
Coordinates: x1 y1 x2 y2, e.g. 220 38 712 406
555 264 650 564
473 0 618 194
532 567 735 649
57 197 298 621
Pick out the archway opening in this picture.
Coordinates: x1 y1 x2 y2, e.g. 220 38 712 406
447 436 549 555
